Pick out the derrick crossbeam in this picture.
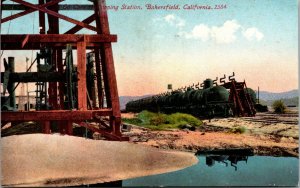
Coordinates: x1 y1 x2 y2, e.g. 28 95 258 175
1 34 117 50
79 122 129 141
2 4 95 11
0 72 64 83
1 109 113 121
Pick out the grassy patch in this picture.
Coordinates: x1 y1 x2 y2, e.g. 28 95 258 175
228 125 247 134
122 110 202 130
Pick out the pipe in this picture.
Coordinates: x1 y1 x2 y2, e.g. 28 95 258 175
220 74 226 84
257 86 259 104
213 77 218 86
229 72 235 81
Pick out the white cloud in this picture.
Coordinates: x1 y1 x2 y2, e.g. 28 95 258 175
210 20 241 44
183 24 210 41
179 19 263 44
242 27 264 41
164 14 185 28
164 14 175 23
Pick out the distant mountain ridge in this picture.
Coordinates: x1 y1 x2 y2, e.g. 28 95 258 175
119 89 299 110
258 89 298 101
119 95 152 110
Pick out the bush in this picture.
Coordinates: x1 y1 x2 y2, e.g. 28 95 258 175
122 118 142 125
272 100 286 113
122 110 202 130
167 113 202 127
137 110 156 124
229 126 246 134
149 113 168 126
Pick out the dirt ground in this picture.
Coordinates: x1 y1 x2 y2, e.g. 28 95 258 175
2 110 298 157
122 110 299 157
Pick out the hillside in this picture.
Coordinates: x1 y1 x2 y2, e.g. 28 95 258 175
119 95 152 110
264 97 299 107
259 89 298 101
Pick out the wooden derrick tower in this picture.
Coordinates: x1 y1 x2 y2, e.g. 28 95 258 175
1 0 128 140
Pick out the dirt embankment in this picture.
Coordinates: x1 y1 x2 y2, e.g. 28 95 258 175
1 111 298 157
122 111 299 157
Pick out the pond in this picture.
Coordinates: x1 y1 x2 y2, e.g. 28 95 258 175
123 155 299 187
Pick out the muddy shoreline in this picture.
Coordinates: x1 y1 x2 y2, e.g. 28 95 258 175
122 111 299 157
122 125 298 157
2 111 298 157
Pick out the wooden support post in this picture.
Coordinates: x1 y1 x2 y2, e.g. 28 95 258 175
58 121 65 134
94 0 122 136
47 1 59 110
94 49 104 108
66 121 73 135
101 43 121 117
77 41 87 111
57 50 64 109
42 121 51 134
38 0 46 34
94 0 121 115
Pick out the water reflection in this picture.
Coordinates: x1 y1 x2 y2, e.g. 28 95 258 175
206 155 248 171
123 151 298 186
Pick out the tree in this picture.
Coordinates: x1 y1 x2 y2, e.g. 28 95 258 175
272 100 286 113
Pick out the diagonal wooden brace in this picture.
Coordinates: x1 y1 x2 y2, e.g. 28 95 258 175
1 0 63 23
10 0 97 32
65 14 96 34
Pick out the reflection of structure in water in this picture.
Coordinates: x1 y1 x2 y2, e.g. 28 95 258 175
206 155 248 171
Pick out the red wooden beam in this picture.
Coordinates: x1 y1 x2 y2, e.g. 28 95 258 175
2 4 94 11
1 43 111 50
39 0 46 34
47 0 60 109
79 122 129 141
94 0 122 137
1 34 117 49
1 109 113 121
94 0 110 34
1 0 63 23
95 0 121 118
65 121 73 135
77 41 87 111
11 0 97 32
1 34 117 43
41 121 51 134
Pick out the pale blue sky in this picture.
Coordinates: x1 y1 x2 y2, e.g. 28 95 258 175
1 0 298 95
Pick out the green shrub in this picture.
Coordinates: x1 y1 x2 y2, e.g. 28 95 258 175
137 110 156 124
122 118 142 125
122 110 202 130
229 126 246 134
149 113 168 126
272 100 286 113
167 113 202 127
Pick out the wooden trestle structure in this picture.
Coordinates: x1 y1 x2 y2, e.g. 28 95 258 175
1 0 128 140
222 81 256 117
